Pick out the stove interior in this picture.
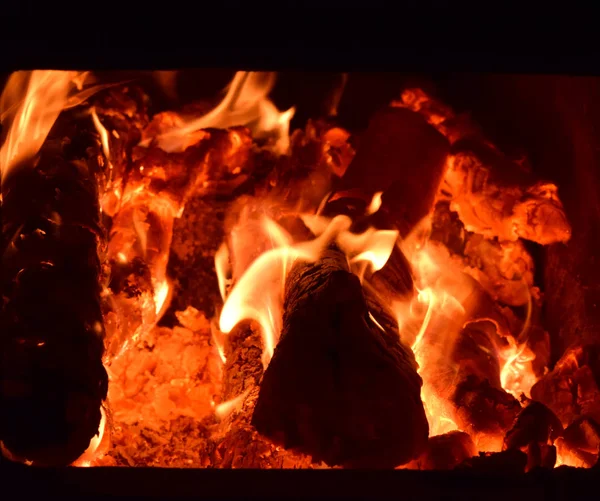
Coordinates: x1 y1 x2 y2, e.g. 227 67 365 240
0 70 599 471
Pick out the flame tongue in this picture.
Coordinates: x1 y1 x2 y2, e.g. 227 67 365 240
148 72 294 155
219 193 399 370
0 71 88 179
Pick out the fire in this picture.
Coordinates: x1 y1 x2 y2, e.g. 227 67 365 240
0 70 584 470
71 407 109 467
219 193 399 369
214 243 231 302
0 71 83 177
90 107 112 168
214 390 251 421
145 72 295 155
398 235 469 436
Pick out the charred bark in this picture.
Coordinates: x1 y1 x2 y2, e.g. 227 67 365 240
555 417 600 469
332 106 449 236
504 401 562 470
457 449 528 474
0 115 108 465
252 246 428 468
406 431 477 471
212 322 315 469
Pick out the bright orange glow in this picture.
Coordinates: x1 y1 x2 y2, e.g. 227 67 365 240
214 389 250 421
395 217 484 437
365 191 383 215
498 289 538 398
90 106 112 167
154 278 171 317
214 243 231 302
555 438 592 468
219 217 330 369
0 71 83 178
71 407 109 467
220 192 398 369
146 72 295 155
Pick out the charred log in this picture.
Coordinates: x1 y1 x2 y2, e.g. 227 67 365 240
252 246 428 468
457 449 528 474
504 401 563 470
406 431 477 471
531 347 600 427
398 88 571 246
331 107 449 236
212 322 315 469
452 375 521 448
555 417 600 469
0 122 108 465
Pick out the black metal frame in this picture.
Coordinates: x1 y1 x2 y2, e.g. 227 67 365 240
2 5 600 500
1 457 598 501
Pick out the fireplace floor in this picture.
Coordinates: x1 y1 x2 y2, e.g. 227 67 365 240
2 458 598 501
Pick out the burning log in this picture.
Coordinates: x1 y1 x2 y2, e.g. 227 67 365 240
457 449 528 474
330 106 450 236
89 85 150 216
430 202 536 308
503 401 563 470
0 121 108 465
397 88 572 246
251 246 428 468
405 431 477 470
555 417 600 468
212 322 315 468
452 375 521 451
530 347 600 427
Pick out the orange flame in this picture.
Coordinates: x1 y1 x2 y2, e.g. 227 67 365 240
219 193 397 369
219 215 350 368
90 107 112 169
146 72 295 155
394 217 481 436
499 291 538 399
214 243 231 303
72 407 109 467
0 71 83 178
214 389 251 421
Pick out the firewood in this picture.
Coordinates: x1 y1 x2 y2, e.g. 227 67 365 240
531 347 600 427
504 401 563 470
398 88 571 246
366 244 414 302
554 417 600 469
451 321 504 390
452 375 521 446
331 106 450 236
0 116 108 465
406 431 477 470
251 246 428 468
456 449 528 473
212 321 315 469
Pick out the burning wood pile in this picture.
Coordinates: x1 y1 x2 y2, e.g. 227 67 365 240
0 70 597 471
